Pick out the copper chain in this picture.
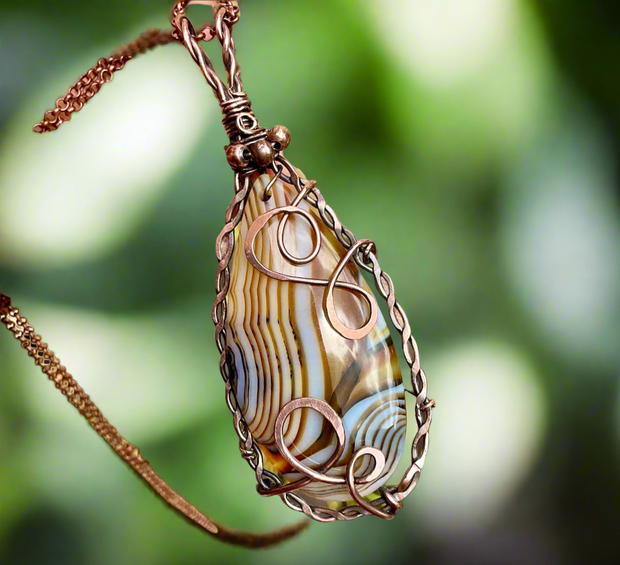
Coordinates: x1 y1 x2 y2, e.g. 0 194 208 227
33 55 129 133
33 26 212 134
0 292 308 547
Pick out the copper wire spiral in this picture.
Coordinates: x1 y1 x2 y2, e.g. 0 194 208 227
268 398 391 520
220 95 267 143
244 176 379 340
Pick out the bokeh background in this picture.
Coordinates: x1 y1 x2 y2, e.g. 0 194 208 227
1 0 619 564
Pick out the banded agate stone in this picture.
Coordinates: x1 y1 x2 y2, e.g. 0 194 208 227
226 171 406 503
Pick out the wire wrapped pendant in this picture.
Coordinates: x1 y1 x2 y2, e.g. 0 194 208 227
192 2 435 522
2 0 435 547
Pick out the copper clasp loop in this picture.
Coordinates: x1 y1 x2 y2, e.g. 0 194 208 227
212 1 240 25
172 1 239 40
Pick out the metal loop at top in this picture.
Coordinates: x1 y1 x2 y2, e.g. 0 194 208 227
172 0 250 130
172 1 239 35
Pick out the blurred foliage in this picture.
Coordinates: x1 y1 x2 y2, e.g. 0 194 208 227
0 1 619 564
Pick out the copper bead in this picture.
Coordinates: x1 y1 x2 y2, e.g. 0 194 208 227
250 139 275 168
226 143 251 170
268 125 291 151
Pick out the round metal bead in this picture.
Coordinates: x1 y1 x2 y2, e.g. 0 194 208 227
226 144 251 170
250 139 275 168
267 125 291 151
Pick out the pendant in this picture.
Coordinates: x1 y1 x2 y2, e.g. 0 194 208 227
13 0 435 542
195 2 435 520
214 144 433 521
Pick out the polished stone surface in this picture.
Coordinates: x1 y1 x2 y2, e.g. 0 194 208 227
225 171 406 502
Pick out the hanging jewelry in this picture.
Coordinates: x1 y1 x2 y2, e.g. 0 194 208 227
1 0 434 546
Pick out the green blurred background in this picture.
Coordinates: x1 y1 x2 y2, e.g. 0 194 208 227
1 0 619 564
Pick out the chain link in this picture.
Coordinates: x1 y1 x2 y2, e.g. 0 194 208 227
33 55 129 133
33 25 215 134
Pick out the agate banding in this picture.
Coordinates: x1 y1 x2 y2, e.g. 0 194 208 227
225 171 407 504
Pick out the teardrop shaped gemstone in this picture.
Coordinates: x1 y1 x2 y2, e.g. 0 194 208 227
225 170 406 503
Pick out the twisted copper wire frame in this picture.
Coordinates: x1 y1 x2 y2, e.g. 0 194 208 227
215 159 434 522
2 0 434 543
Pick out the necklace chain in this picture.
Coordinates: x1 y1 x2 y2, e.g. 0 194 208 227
0 290 309 546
